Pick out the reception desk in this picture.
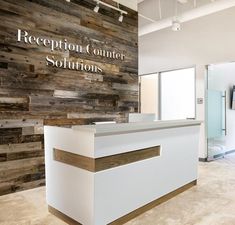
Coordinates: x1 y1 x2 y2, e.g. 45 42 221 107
44 120 201 225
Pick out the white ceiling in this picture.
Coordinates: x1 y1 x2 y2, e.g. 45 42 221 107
138 0 221 27
111 0 235 36
111 0 234 26
112 0 138 11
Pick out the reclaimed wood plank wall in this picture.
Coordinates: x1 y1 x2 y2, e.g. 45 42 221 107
0 0 138 195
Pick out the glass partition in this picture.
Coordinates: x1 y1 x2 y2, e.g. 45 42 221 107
206 65 226 160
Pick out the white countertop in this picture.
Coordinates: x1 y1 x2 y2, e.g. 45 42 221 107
72 120 202 136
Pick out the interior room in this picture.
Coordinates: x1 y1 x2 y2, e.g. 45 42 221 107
0 0 235 225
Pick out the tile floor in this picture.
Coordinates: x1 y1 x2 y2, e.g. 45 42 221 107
1 154 235 225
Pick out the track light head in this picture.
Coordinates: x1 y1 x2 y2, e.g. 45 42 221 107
118 13 124 22
92 0 128 19
94 4 100 13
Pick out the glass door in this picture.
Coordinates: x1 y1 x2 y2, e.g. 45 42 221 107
206 66 226 161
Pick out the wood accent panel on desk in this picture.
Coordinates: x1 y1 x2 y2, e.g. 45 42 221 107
0 0 138 195
54 146 160 172
48 206 82 225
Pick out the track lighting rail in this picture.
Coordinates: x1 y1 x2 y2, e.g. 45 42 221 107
93 0 128 15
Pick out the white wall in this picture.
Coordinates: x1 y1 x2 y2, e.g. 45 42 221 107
208 62 235 152
139 7 235 158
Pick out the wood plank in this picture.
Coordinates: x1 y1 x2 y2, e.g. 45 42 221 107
54 148 94 171
54 146 160 172
21 134 43 143
22 126 35 135
0 157 44 172
0 179 45 196
0 136 43 146
44 118 117 126
53 90 80 99
0 119 43 128
6 149 44 161
67 112 123 119
95 146 160 171
0 87 54 97
48 206 82 225
0 111 68 120
0 165 45 184
0 142 42 154
0 158 45 183
0 127 22 136
0 96 29 111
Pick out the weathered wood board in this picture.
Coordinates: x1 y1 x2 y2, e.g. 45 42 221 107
0 0 138 195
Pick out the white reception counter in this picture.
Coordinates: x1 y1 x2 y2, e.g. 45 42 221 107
44 120 201 225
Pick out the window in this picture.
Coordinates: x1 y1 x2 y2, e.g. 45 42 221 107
160 67 196 120
140 67 196 120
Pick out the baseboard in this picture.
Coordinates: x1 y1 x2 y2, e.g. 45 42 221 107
199 158 207 162
225 149 235 155
48 206 81 225
200 149 235 162
48 180 197 225
213 153 225 159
